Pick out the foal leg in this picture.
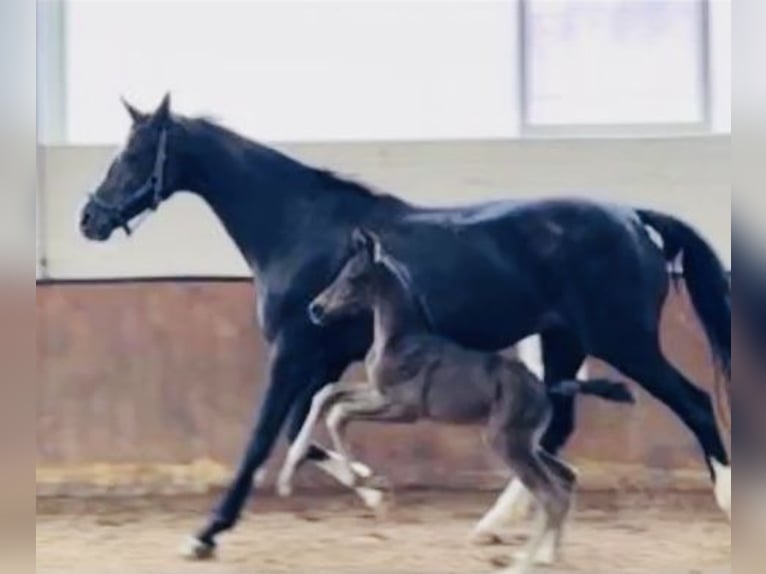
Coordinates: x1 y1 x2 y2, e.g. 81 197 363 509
325 389 415 475
474 330 584 542
491 434 572 574
278 381 370 496
531 449 578 564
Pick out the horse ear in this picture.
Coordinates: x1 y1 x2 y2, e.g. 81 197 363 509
352 228 379 256
121 97 147 124
155 93 172 123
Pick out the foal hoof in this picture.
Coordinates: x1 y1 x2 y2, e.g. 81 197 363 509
180 536 216 561
276 478 293 498
469 529 504 546
359 487 390 514
513 545 557 566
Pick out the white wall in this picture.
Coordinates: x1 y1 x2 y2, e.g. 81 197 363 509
39 136 731 280
63 0 519 144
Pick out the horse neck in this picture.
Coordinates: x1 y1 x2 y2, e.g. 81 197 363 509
372 267 430 345
177 120 377 278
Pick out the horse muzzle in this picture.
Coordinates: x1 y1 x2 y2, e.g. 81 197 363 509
79 202 116 242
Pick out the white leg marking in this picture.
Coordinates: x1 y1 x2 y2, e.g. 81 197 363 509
323 405 387 511
471 479 533 544
305 452 385 509
502 513 550 574
711 458 731 521
179 536 215 561
277 384 338 497
358 486 385 509
513 528 558 566
253 468 268 487
506 483 535 522
517 336 544 379
315 450 373 485
281 447 384 510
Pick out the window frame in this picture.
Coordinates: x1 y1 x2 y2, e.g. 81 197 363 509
38 0 726 142
517 0 714 138
37 0 68 145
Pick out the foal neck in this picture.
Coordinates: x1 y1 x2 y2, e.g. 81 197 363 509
371 263 430 345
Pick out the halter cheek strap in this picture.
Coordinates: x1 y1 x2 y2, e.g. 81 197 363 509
88 129 169 236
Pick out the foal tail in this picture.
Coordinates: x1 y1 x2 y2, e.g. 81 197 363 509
637 209 731 382
549 378 635 404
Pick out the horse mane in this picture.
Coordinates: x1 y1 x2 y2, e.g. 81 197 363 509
182 116 397 203
311 168 392 201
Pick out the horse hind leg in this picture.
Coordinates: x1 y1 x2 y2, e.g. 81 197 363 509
607 340 730 520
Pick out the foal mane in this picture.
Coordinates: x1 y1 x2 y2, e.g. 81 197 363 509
377 253 437 331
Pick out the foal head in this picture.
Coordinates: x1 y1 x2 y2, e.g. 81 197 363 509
80 94 183 241
308 229 389 325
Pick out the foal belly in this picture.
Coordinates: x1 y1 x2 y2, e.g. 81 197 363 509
425 385 491 424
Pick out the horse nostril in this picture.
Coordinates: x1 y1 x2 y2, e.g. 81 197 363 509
308 302 326 325
80 211 91 227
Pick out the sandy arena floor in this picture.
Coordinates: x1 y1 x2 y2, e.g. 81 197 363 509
37 491 730 574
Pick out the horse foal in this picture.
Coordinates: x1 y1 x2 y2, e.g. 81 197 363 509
278 229 633 573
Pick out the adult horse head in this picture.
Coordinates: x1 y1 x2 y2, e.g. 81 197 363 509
80 94 177 240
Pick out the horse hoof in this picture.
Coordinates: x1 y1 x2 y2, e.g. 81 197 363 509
180 536 216 561
711 459 731 522
469 529 503 546
276 479 293 498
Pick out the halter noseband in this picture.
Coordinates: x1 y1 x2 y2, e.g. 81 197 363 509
88 129 169 236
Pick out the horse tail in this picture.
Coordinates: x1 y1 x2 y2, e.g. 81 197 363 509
548 378 635 404
637 209 731 383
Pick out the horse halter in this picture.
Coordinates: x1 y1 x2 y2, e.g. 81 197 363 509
88 129 169 236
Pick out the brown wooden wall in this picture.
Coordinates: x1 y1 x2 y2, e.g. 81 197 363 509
36 280 722 496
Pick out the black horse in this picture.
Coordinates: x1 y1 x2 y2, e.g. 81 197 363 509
79 96 731 557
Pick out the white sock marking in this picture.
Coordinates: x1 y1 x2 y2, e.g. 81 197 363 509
253 468 268 487
517 336 544 379
315 451 383 509
277 384 339 496
179 536 215 561
472 479 533 543
711 458 731 520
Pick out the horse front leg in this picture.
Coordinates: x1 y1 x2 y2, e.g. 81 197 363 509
182 336 325 560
